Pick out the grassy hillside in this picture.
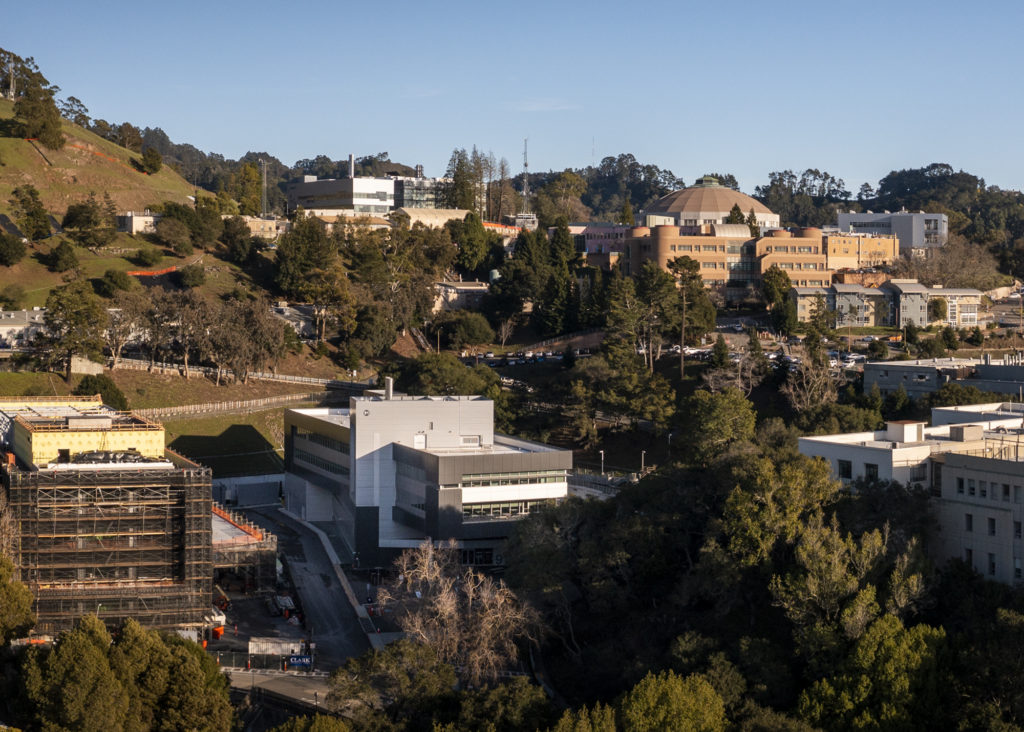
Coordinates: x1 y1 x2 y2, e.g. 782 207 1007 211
0 238 275 308
0 97 199 219
0 99 276 307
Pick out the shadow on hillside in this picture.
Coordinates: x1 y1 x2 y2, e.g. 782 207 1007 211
0 118 21 138
169 423 283 477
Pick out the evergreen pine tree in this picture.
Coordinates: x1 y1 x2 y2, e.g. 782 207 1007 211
14 75 64 149
725 203 746 224
711 333 730 369
621 199 635 226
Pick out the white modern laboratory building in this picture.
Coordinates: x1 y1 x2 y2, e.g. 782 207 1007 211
800 403 1024 584
282 383 571 567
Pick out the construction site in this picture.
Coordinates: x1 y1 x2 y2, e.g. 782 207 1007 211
212 503 277 593
0 396 214 634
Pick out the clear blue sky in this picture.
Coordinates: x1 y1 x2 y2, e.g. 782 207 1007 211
8 0 1024 193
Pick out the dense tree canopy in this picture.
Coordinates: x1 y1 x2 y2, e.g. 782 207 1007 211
43 279 107 379
17 616 232 732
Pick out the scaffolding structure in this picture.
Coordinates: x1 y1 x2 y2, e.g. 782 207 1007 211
5 455 212 633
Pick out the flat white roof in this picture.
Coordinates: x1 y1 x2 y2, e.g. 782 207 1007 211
936 402 1024 415
424 445 522 456
212 512 248 542
801 418 1021 450
866 357 980 368
290 407 351 428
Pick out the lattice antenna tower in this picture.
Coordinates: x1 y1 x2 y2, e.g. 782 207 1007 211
522 138 530 214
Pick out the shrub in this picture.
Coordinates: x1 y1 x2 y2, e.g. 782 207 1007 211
136 247 162 267
0 232 27 266
73 374 128 410
0 284 25 309
917 337 947 358
941 326 959 350
95 269 133 297
155 217 192 256
47 240 79 272
140 147 162 174
177 263 205 288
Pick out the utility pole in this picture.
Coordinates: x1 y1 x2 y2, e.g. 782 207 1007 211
669 258 691 380
679 286 689 380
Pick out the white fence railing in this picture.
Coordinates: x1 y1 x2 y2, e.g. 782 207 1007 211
114 357 371 390
134 393 328 418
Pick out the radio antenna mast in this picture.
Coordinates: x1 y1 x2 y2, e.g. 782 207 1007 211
522 138 530 213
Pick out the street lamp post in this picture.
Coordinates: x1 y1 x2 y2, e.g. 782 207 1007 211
641 450 646 473
599 450 605 477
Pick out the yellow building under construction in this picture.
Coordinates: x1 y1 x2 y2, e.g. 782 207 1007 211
0 396 212 634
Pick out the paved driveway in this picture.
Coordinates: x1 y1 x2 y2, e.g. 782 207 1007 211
245 508 369 670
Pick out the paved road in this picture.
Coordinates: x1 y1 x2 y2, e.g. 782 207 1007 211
245 508 369 670
228 670 329 707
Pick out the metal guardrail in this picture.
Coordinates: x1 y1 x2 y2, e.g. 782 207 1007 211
222 665 329 678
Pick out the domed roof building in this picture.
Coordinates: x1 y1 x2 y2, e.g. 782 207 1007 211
643 176 780 231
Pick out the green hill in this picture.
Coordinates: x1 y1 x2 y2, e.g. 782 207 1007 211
0 99 239 307
0 97 199 220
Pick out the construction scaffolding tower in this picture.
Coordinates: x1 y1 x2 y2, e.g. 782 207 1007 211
4 452 212 634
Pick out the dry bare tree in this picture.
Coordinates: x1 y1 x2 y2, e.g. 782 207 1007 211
105 289 148 369
498 317 516 347
703 354 767 396
782 362 842 413
377 539 539 686
893 234 1009 291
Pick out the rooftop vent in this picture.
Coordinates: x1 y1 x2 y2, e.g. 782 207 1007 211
950 424 984 442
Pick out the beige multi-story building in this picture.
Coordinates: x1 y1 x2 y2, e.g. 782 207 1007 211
621 223 755 284
929 287 982 327
755 228 833 287
224 215 289 241
621 224 833 292
823 232 900 270
116 211 161 235
612 178 897 299
790 287 832 322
